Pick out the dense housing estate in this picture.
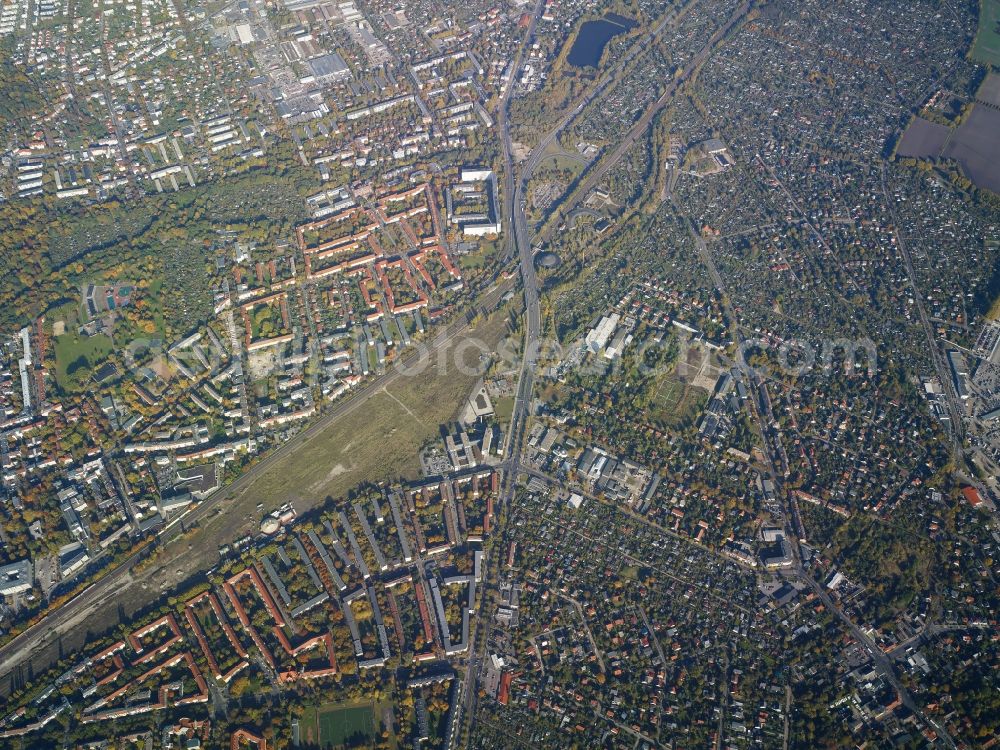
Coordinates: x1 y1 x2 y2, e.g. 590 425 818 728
0 0 999 745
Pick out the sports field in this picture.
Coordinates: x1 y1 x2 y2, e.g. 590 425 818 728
300 702 375 748
972 0 1000 67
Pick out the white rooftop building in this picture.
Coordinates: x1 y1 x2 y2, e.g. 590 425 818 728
0 559 33 597
585 313 620 353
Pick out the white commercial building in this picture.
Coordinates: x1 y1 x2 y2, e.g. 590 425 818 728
585 314 620 353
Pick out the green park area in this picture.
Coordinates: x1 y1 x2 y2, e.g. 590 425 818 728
54 332 114 392
973 0 1000 66
458 236 502 273
299 701 376 748
250 303 282 339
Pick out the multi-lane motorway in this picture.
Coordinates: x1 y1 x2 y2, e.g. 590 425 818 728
2 4 962 747
2 0 743 700
455 1 544 741
458 2 756 742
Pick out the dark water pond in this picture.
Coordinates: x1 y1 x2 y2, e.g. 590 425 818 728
567 15 636 68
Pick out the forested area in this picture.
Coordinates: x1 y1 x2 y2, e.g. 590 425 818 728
0 171 311 335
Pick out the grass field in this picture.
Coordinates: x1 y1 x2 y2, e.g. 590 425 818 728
300 701 376 748
973 0 1000 67
540 141 588 173
987 295 1000 321
494 395 515 423
458 236 501 272
53 332 114 391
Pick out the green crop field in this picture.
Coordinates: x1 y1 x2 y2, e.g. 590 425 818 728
973 0 1000 67
300 702 376 748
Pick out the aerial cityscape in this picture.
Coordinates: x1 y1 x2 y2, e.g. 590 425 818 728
0 0 998 747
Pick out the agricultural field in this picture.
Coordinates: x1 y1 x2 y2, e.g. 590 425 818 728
941 105 1000 194
973 0 1000 66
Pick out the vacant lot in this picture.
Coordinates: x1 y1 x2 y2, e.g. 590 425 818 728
494 395 515 422
648 376 706 428
973 0 1000 67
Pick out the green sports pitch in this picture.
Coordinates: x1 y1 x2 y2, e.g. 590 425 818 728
299 702 376 748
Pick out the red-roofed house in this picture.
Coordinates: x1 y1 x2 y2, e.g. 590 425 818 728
962 486 983 507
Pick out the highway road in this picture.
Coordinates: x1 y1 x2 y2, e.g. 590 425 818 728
456 0 544 741
491 0 713 473
490 0 737 475
501 2 688 264
460 2 755 740
5 5 960 747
